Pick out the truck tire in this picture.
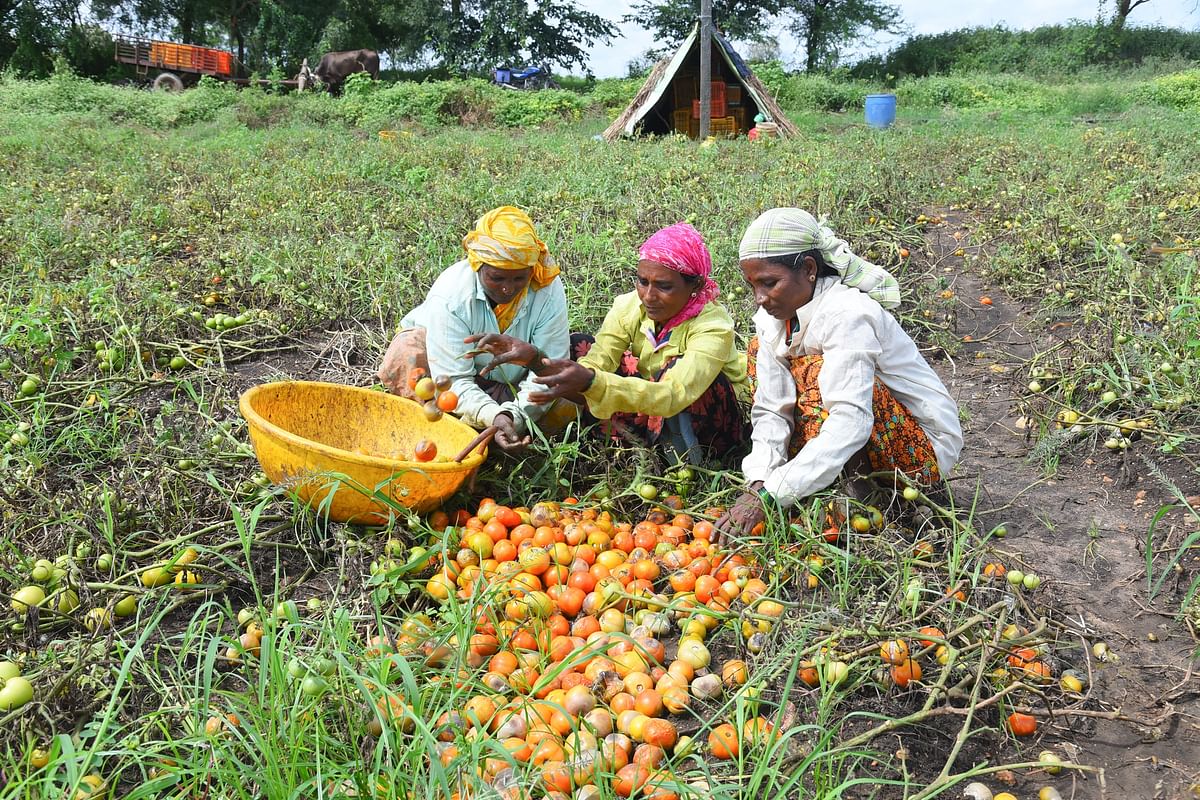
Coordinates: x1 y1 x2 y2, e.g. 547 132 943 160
152 72 184 92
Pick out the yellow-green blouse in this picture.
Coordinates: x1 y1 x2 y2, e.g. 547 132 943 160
577 291 749 420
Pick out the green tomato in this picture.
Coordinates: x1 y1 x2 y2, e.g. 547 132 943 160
287 658 308 679
300 675 328 698
902 486 920 502
18 378 39 397
96 553 113 572
0 676 34 711
114 595 138 618
1022 573 1042 590
56 589 80 614
637 483 659 501
0 661 19 680
1006 569 1025 586
11 585 46 613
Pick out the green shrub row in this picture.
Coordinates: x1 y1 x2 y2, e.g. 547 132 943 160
1 67 1195 133
855 23 1200 80
768 69 1200 114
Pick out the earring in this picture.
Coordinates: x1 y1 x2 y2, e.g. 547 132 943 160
691 292 698 297
809 275 816 282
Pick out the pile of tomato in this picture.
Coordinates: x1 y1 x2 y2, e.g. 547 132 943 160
382 498 782 799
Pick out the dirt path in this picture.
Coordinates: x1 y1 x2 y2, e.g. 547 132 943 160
925 210 1200 798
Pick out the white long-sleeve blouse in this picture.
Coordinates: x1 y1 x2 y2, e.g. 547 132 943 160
742 277 963 506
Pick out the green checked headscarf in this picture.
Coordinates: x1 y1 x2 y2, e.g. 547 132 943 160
738 208 901 309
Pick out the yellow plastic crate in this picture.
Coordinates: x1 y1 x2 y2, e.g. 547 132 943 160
710 115 739 137
673 108 691 134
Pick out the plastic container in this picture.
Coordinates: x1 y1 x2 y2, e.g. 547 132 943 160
692 81 728 118
692 95 727 119
673 108 691 134
864 93 897 128
240 381 487 523
709 115 739 137
755 121 779 139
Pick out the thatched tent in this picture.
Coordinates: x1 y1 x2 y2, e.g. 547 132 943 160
603 23 798 141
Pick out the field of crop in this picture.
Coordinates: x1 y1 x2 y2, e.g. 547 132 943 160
1 74 1198 800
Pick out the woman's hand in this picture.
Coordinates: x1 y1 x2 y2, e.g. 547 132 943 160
492 412 532 453
529 359 594 405
463 333 541 377
714 483 768 542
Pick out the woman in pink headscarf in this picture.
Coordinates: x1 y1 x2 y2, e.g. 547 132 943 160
469 223 749 464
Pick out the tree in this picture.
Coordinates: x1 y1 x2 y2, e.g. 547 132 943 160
782 0 902 72
625 0 782 46
1111 0 1151 31
427 0 617 72
90 0 225 46
1 0 93 76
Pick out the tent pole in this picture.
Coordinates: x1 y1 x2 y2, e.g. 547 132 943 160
699 0 711 139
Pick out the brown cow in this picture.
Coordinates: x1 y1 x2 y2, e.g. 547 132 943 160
312 49 380 93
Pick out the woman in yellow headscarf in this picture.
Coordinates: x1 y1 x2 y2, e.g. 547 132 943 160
378 207 569 452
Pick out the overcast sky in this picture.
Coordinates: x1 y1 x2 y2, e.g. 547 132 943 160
577 0 1200 77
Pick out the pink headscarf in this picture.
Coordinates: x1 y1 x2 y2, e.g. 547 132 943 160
638 222 720 335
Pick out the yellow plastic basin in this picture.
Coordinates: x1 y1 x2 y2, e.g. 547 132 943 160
239 381 486 524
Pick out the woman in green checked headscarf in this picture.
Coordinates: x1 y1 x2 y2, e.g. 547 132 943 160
716 208 963 539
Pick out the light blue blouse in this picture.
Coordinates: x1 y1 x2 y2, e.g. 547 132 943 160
402 260 569 432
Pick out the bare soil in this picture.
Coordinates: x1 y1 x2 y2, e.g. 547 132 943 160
922 210 1200 799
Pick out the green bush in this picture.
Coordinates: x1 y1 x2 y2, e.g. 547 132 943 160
787 74 870 111
896 74 1054 111
750 60 792 105
0 69 237 127
1145 69 1200 109
587 77 641 109
493 90 584 127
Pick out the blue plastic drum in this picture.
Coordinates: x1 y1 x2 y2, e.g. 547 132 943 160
864 93 897 128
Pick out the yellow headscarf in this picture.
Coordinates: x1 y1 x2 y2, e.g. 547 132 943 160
463 206 560 332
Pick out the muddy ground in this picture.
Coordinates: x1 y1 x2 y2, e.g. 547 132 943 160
921 210 1199 799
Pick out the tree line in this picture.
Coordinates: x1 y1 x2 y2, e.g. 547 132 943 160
0 0 1188 81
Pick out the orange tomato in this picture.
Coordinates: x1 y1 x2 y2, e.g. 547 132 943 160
917 626 944 647
613 763 651 798
1007 711 1037 737
633 689 663 718
489 651 519 676
501 736 532 762
668 571 696 593
890 658 923 688
693 574 721 603
492 539 517 562
879 639 910 665
631 743 666 768
509 524 535 545
413 439 437 462
708 723 740 758
541 762 573 794
571 615 600 638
